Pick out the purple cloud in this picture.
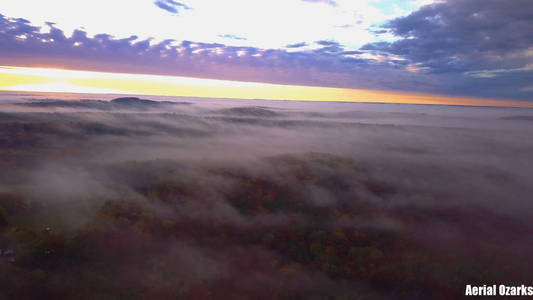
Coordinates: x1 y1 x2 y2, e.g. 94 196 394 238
218 34 247 41
154 0 190 14
286 42 308 48
361 0 533 99
0 8 532 101
0 14 399 89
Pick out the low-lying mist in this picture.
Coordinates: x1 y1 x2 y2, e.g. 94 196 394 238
1 93 532 299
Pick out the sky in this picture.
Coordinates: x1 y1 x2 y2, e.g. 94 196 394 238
0 0 532 106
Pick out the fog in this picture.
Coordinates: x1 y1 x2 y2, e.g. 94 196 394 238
0 91 532 299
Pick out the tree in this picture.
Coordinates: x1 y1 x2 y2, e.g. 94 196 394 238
0 207 8 229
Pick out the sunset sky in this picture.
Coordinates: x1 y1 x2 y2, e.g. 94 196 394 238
0 0 532 106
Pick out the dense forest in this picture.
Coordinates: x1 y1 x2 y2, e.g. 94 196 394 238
1 97 533 299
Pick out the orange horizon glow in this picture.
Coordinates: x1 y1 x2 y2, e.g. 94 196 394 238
1 65 532 108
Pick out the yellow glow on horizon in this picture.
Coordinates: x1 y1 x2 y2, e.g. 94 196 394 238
4 82 124 94
0 66 532 108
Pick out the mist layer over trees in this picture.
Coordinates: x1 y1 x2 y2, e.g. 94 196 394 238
1 93 532 299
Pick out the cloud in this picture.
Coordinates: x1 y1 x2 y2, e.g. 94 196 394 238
301 0 338 7
217 34 247 41
286 42 308 48
522 85 533 92
361 0 533 73
314 40 344 54
0 14 406 92
315 40 339 46
465 65 533 78
153 0 191 14
0 10 532 101
360 0 533 100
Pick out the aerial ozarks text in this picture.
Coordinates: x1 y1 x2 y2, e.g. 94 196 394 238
466 285 533 296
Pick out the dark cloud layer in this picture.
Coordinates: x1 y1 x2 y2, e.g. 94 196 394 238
362 0 533 99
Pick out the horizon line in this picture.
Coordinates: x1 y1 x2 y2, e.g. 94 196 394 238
1 66 532 108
